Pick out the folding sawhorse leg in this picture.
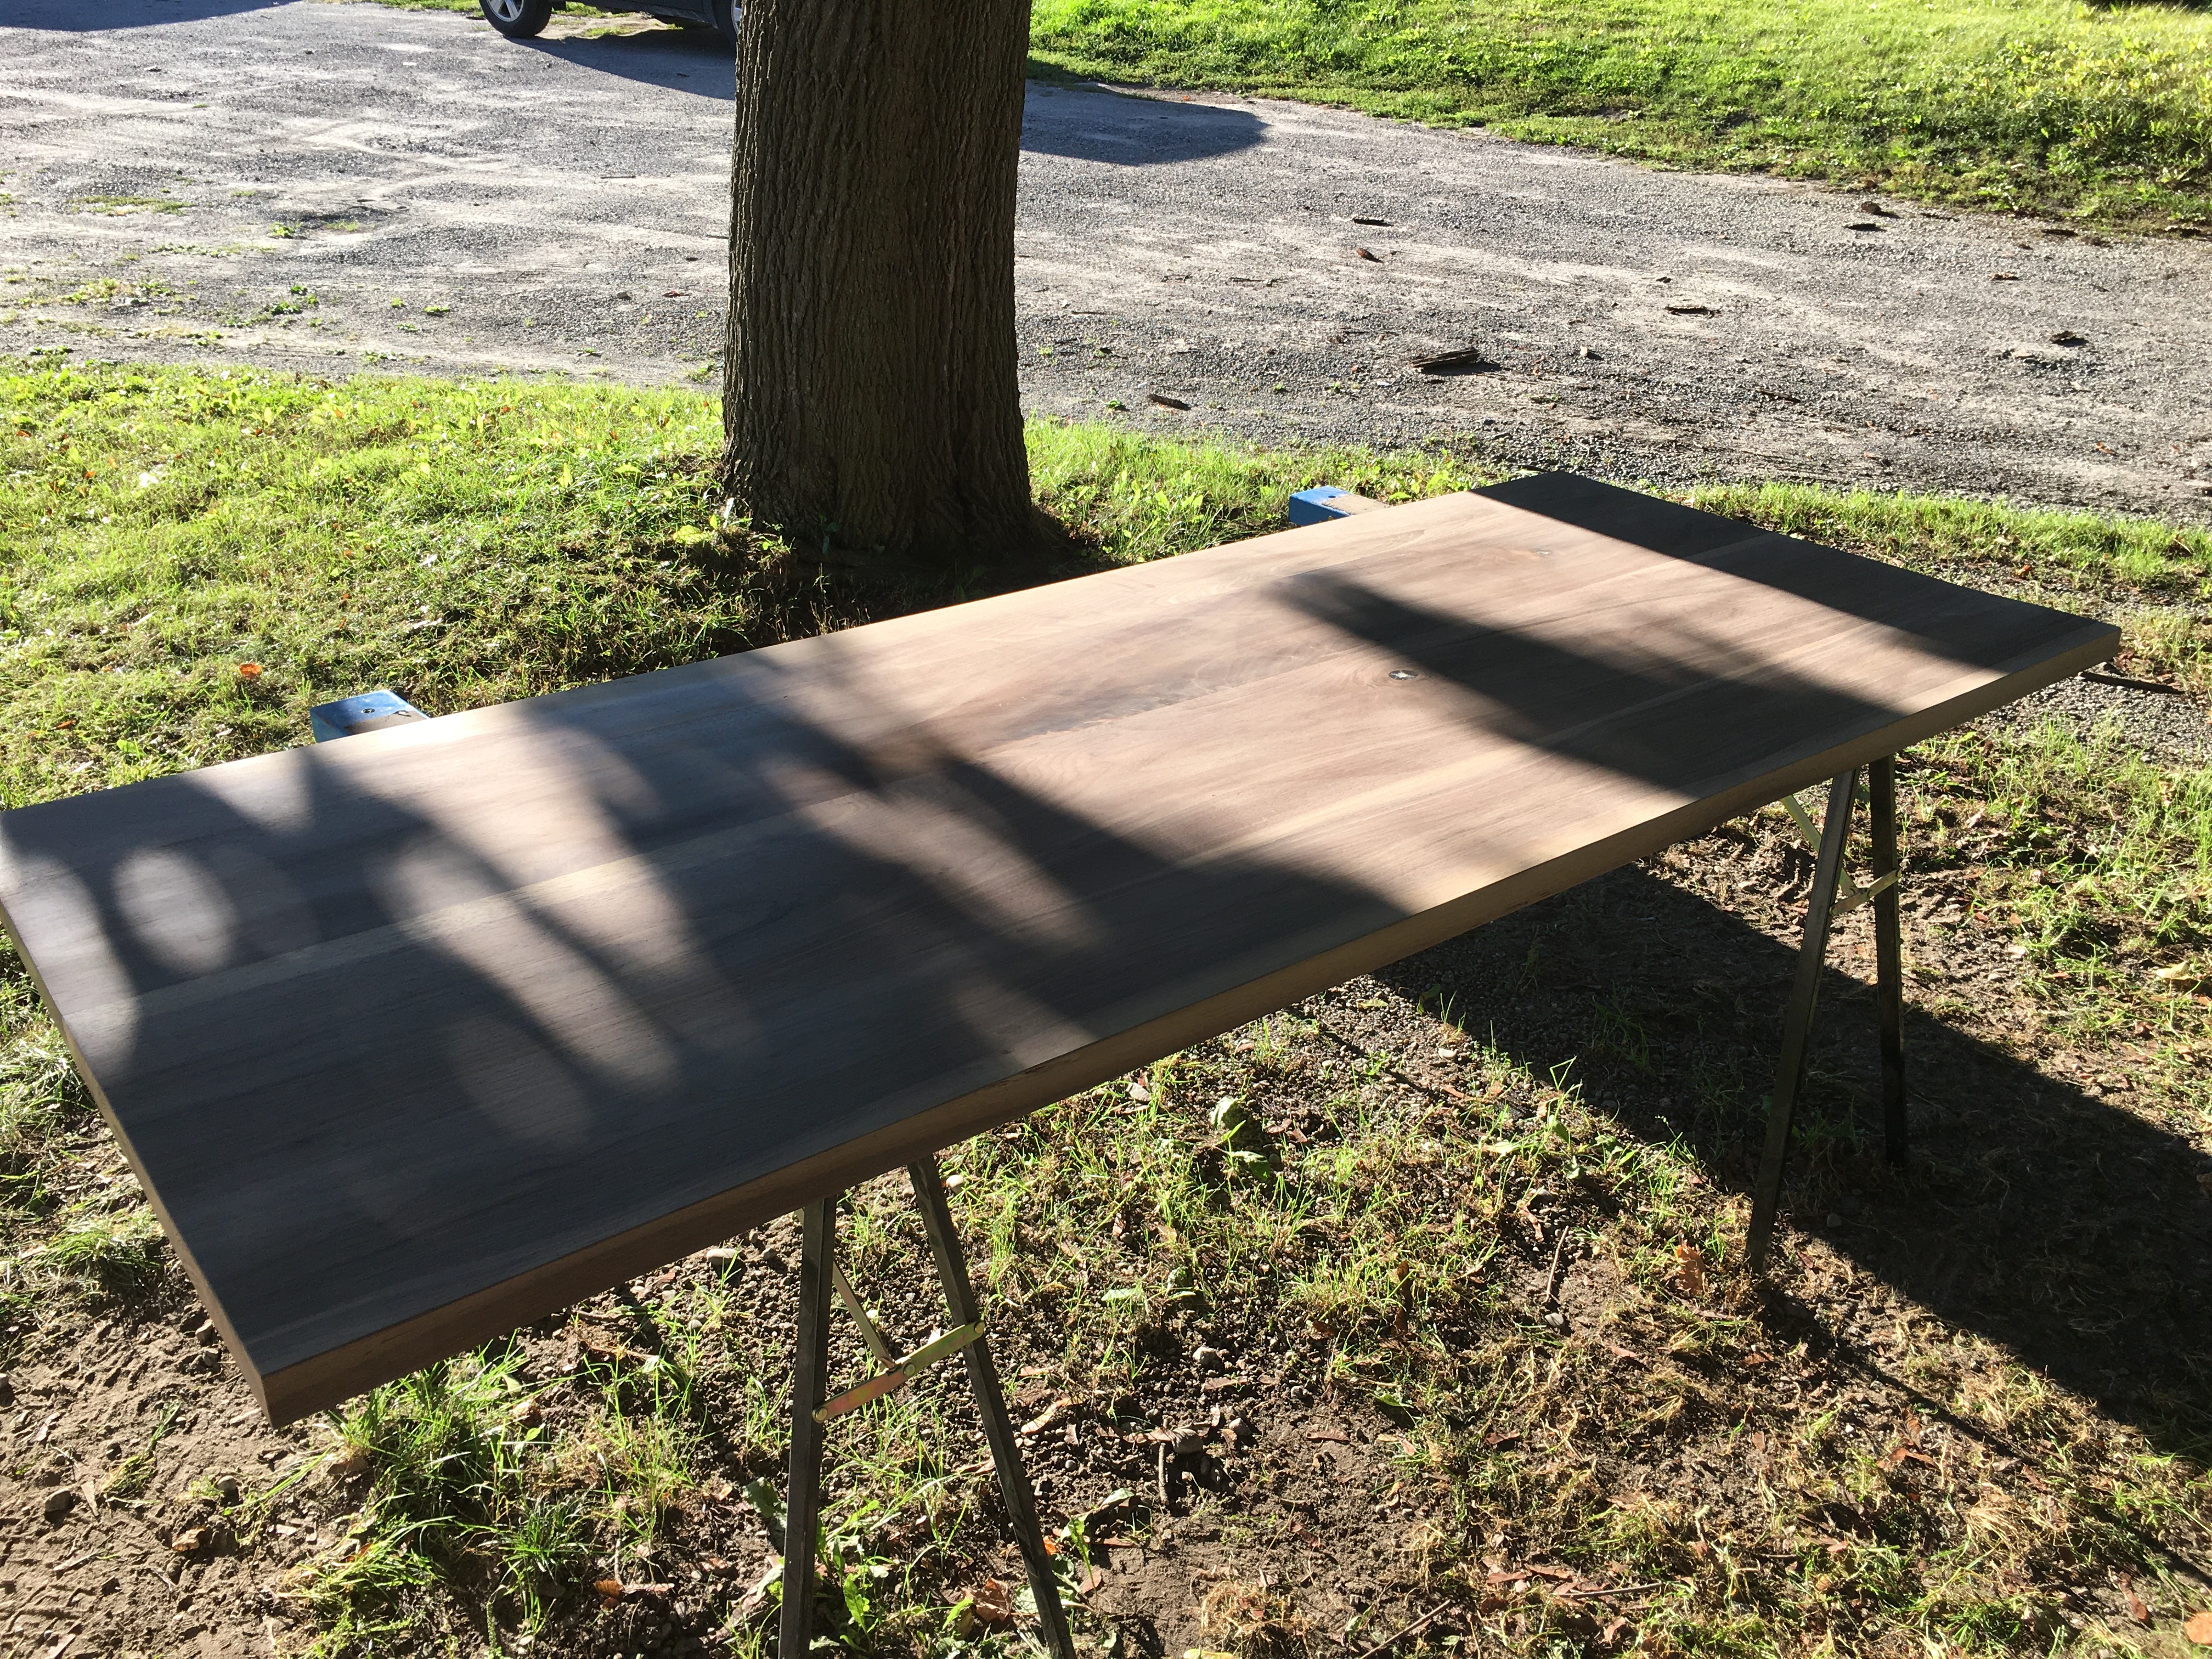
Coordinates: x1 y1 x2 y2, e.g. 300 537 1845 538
777 1158 1076 1659
1747 756 1908 1272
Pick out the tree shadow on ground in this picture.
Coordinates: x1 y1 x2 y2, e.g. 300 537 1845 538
1022 80 1267 166
8 0 282 27
1376 859 2212 1462
522 24 736 98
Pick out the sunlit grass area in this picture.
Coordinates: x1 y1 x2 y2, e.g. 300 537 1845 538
1029 0 2212 229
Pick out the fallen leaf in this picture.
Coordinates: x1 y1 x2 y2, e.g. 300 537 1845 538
1147 393 1190 410
171 1525 211 1555
662 290 686 297
972 1577 1017 1625
1666 303 1717 315
1673 1243 1707 1298
1354 246 1381 261
1991 272 2020 280
597 1578 672 1606
1018 1399 1071 1437
2050 330 2086 346
236 662 263 680
2122 1573 2151 1625
2181 1609 2212 1645
1352 216 1390 226
1079 1566 1107 1595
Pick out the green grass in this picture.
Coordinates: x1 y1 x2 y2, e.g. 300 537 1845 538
1029 0 2212 230
348 0 2212 231
1 361 2207 1656
0 365 1486 806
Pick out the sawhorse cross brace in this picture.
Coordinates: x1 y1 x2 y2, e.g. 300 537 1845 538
1746 757 1909 1272
778 1159 1077 1659
772 760 1901 1652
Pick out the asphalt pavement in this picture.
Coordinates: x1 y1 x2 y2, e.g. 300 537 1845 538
5 0 2210 518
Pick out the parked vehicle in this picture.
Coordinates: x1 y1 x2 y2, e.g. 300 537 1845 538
478 0 738 45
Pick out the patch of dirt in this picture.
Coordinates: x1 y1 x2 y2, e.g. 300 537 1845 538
0 1293 320 1658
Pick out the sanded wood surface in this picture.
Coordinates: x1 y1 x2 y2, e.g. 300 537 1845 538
0 476 2115 1420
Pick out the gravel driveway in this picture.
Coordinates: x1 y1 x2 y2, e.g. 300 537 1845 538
6 0 2210 520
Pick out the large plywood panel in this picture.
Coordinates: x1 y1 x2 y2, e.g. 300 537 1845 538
0 477 2115 1419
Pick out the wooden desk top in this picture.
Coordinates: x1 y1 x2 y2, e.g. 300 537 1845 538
0 476 2115 1420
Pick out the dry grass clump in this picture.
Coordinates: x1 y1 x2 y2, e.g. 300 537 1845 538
1199 1577 1315 1659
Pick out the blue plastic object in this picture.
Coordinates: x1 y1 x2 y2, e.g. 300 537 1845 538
310 689 428 742
1287 486 1355 527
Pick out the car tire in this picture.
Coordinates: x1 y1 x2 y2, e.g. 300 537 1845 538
712 0 741 46
479 0 553 39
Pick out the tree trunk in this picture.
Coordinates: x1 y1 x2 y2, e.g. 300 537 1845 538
719 0 1043 563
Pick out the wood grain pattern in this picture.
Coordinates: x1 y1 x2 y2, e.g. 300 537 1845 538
0 476 2115 1421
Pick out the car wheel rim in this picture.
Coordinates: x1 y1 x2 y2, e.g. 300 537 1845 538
487 0 525 19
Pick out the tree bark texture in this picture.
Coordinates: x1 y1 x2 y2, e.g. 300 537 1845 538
720 0 1040 562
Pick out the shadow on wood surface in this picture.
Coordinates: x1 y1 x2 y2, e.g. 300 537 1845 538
2 647 1401 1400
